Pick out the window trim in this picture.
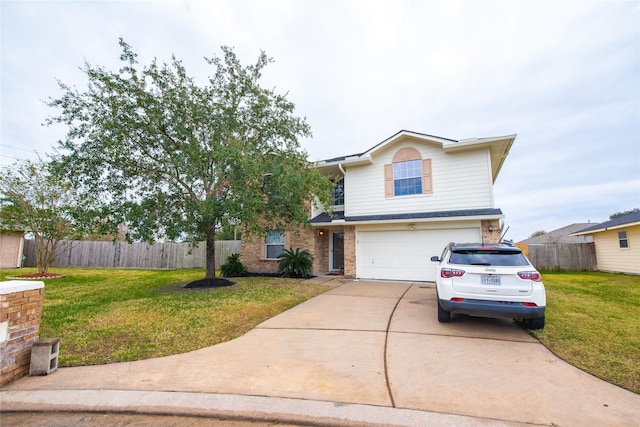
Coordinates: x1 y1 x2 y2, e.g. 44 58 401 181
265 230 285 259
331 178 345 207
618 230 629 249
393 159 423 196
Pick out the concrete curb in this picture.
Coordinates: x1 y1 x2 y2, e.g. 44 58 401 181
0 389 535 426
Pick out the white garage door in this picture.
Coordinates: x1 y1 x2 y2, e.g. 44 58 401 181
356 228 481 281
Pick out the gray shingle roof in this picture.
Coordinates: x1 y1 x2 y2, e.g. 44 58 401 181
518 223 597 244
309 211 345 224
317 130 457 163
346 208 502 222
310 208 502 224
574 211 640 234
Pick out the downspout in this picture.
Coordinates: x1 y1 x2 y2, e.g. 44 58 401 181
338 163 346 176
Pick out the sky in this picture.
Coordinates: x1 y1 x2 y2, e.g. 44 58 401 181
1 0 639 242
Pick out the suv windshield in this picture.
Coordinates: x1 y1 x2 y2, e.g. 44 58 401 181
449 249 530 266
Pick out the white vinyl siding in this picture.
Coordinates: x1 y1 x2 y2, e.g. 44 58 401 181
346 142 493 217
592 226 640 274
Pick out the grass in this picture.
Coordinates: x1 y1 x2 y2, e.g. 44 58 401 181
0 268 331 366
2 268 638 394
531 271 640 394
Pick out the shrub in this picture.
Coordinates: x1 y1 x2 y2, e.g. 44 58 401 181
278 247 314 278
220 253 248 277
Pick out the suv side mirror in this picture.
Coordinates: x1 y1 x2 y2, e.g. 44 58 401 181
430 256 441 262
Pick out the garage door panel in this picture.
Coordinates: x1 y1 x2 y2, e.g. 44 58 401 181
356 228 480 281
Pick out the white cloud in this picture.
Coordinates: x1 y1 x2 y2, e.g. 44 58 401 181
1 0 638 240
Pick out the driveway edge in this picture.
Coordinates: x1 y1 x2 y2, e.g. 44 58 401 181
0 389 536 427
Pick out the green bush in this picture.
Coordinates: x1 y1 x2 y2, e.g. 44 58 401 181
278 247 313 278
220 253 248 277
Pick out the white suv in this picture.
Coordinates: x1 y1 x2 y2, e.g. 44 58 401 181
430 243 546 329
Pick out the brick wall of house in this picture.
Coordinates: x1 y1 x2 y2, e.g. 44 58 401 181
241 226 323 275
481 219 501 244
312 231 329 275
240 234 279 274
343 226 356 278
1 281 44 387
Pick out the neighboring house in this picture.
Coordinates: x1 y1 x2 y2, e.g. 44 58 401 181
518 223 598 244
572 211 640 275
241 130 515 281
0 227 27 269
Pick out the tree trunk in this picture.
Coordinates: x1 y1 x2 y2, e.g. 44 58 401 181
205 230 216 279
34 234 50 274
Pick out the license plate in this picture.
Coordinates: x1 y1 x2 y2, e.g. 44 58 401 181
481 275 501 285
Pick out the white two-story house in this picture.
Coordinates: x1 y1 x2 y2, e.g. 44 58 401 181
241 130 515 282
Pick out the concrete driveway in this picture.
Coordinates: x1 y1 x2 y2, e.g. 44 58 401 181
2 279 639 426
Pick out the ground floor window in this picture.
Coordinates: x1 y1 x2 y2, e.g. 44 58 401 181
266 230 285 259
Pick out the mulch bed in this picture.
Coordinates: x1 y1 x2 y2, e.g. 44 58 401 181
181 272 315 290
183 278 235 289
5 273 66 280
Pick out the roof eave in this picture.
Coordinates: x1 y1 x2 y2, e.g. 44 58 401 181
343 214 504 226
443 134 516 182
314 156 373 169
345 209 504 225
572 221 640 236
366 130 455 158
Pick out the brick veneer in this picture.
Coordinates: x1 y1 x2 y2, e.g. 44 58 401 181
241 226 323 275
343 226 356 278
241 220 501 277
481 219 501 244
1 281 44 387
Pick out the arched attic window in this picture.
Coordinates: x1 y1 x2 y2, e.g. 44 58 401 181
384 147 432 197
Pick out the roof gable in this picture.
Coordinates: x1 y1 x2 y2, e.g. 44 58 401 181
314 129 516 183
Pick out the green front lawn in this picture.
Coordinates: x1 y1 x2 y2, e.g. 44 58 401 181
0 268 330 366
532 271 640 394
1 268 637 394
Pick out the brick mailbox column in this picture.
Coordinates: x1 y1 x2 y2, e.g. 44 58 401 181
0 280 44 387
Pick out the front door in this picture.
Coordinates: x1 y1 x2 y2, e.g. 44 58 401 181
330 232 345 272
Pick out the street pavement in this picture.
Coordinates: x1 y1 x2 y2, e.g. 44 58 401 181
1 279 639 426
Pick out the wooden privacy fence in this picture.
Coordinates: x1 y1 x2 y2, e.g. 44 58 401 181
23 240 241 270
515 243 596 271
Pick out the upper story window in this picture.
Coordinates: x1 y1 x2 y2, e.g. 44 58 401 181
393 159 422 195
265 230 285 259
331 178 345 206
384 147 432 197
618 231 629 248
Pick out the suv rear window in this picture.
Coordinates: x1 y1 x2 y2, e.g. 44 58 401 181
449 249 530 266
